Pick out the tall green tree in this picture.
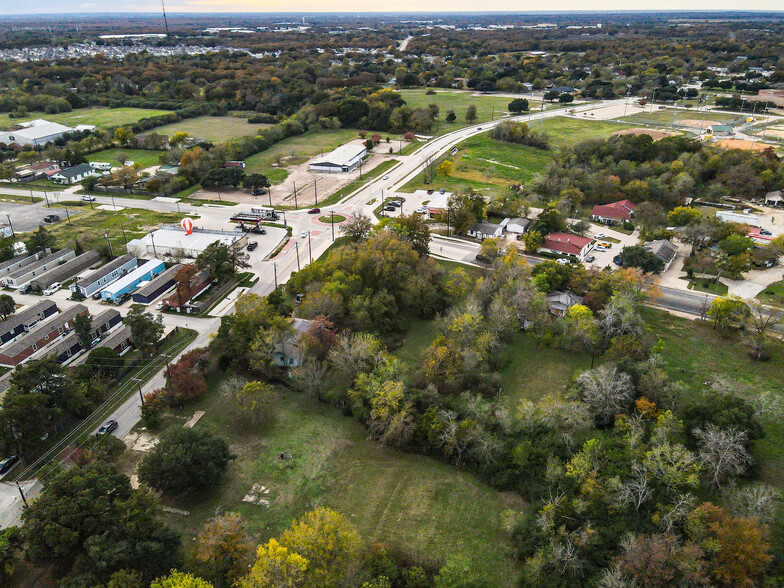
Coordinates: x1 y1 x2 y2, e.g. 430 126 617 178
124 306 164 357
25 226 55 254
0 294 14 320
73 313 93 350
138 428 235 493
22 462 180 585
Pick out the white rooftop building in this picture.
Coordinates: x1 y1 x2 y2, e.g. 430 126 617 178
0 119 75 147
126 225 247 259
308 143 367 173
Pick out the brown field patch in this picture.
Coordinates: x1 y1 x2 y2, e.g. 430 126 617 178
612 127 674 140
679 119 722 130
714 138 777 151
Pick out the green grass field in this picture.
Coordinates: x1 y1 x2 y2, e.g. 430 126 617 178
153 380 519 586
244 128 387 186
642 307 784 488
400 89 544 136
87 148 165 169
624 108 741 128
497 333 592 410
0 107 172 130
44 208 186 256
529 116 633 149
757 280 784 307
400 132 554 196
150 116 269 143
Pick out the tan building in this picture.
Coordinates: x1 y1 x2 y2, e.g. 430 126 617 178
754 89 784 109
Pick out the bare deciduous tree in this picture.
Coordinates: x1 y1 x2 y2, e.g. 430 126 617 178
611 462 653 511
694 425 752 490
577 364 634 426
725 482 782 524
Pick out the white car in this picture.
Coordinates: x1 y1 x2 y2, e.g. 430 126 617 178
155 302 164 310
43 282 61 295
556 258 571 265
595 245 609 252
382 175 389 180
82 195 96 202
415 207 428 214
594 232 605 239
300 231 307 238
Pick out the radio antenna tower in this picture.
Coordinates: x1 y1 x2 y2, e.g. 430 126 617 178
161 0 170 36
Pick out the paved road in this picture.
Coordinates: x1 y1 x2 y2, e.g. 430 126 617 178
0 98 668 527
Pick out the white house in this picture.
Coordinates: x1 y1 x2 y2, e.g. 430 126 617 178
89 161 112 171
539 232 594 261
51 163 96 185
273 318 314 367
308 143 367 173
504 217 530 234
0 119 75 147
765 191 783 207
467 220 504 240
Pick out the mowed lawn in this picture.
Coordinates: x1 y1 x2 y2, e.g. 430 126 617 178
151 116 269 143
244 128 384 185
400 89 544 136
757 279 784 308
642 308 784 488
87 148 164 169
400 131 554 196
529 116 633 150
156 384 521 586
45 208 186 255
0 107 172 130
624 108 741 128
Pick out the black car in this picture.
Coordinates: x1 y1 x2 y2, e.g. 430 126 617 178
97 420 118 435
250 226 266 235
92 291 103 300
43 214 60 223
251 189 267 196
383 205 396 212
0 455 19 475
613 255 623 266
247 241 258 251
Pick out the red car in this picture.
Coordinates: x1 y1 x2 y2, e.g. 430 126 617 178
308 208 321 214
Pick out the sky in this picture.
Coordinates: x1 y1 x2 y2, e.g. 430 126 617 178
1 1 784 14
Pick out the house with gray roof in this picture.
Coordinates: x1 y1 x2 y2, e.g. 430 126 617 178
643 239 679 271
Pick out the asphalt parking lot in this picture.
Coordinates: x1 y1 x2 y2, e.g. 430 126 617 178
0 200 80 234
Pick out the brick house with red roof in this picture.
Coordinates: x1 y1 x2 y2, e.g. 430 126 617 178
539 232 594 261
591 199 637 225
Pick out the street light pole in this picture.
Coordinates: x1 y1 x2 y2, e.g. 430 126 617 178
314 179 318 205
293 181 298 208
273 262 278 289
104 230 114 260
307 231 312 263
294 241 301 271
331 210 335 241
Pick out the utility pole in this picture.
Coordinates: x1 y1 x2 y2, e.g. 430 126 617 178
16 484 28 508
104 230 114 260
273 262 278 289
307 231 312 263
6 214 13 236
313 179 318 205
268 186 272 208
150 231 158 258
294 241 301 271
111 192 117 212
43 189 50 208
137 381 145 407
293 181 298 208
331 210 335 241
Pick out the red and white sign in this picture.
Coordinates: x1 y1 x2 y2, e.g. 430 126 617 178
180 217 194 235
